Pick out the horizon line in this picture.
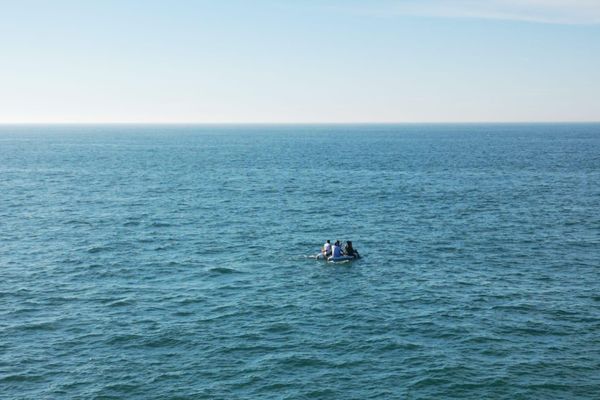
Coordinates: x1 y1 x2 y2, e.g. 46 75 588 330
1 121 599 126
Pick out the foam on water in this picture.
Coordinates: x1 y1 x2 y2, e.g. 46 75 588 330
1 124 599 399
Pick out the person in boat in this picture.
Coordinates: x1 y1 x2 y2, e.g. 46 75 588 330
330 240 343 259
344 241 359 258
322 240 332 257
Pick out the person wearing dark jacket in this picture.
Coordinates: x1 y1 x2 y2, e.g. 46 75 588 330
344 241 359 258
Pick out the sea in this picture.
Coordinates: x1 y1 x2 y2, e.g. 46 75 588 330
1 124 599 399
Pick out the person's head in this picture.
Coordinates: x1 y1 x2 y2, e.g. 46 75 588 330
335 240 340 246
326 240 330 244
347 241 352 247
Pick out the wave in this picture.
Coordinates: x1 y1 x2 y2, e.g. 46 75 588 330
208 266 242 274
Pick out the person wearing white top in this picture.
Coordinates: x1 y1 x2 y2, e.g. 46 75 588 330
322 240 332 257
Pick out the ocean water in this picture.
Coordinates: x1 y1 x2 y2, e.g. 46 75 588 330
1 124 599 399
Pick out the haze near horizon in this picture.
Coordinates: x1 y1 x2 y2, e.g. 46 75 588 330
1 0 599 124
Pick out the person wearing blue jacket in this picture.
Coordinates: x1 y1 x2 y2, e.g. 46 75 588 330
331 241 342 258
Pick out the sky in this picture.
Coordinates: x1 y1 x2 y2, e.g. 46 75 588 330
1 0 599 123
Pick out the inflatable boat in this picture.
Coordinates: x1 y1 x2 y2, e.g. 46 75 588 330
314 252 360 262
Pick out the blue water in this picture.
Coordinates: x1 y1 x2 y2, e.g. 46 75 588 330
1 124 599 399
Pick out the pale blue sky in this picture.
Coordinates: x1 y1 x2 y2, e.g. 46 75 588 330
1 0 599 123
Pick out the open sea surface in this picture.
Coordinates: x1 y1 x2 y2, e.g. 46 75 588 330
1 124 599 399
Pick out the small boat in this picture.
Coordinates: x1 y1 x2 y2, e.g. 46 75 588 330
313 241 361 262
